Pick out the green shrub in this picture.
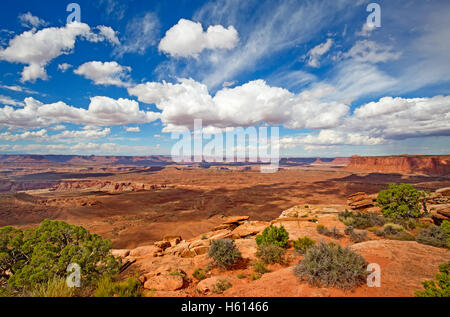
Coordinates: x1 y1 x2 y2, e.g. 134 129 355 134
386 231 415 241
255 225 289 248
441 221 450 248
377 183 425 218
208 239 242 269
193 268 207 281
236 273 246 279
250 272 261 281
213 280 232 293
256 243 286 264
29 277 75 297
0 219 120 291
383 223 404 235
338 210 385 229
293 237 316 254
344 227 368 243
415 262 450 297
253 261 270 274
294 242 368 290
316 225 343 239
94 276 141 297
416 225 449 248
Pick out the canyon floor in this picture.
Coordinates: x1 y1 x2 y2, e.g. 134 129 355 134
1 160 449 297
1 162 449 249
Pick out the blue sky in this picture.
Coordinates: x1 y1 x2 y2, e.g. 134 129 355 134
0 0 449 157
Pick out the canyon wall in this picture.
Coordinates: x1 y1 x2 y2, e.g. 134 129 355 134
345 155 450 175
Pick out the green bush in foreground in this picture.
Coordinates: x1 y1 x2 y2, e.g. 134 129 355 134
441 221 450 248
293 237 316 254
416 225 449 248
415 262 450 297
94 276 142 297
29 277 75 297
294 242 368 290
256 243 285 264
255 225 289 248
0 219 120 291
208 239 242 269
377 183 425 219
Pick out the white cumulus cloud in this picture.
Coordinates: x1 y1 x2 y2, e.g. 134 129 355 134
159 19 239 58
74 61 131 87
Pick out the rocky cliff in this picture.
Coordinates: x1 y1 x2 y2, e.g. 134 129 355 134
345 155 450 175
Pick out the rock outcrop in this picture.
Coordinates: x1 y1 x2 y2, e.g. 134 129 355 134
345 155 450 175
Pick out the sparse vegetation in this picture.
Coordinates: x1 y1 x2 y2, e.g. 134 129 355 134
441 221 450 249
416 225 449 248
415 262 450 297
29 277 76 297
94 276 142 297
213 280 232 293
316 225 343 239
255 225 289 248
208 239 242 269
344 226 368 243
253 261 270 274
236 273 246 279
294 242 368 290
383 223 404 235
256 243 286 264
193 268 207 281
250 272 262 281
338 210 385 229
377 183 425 218
292 237 316 254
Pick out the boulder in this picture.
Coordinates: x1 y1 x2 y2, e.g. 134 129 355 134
231 221 268 239
347 192 377 210
111 249 130 258
163 235 182 247
154 241 171 250
143 275 184 291
192 246 209 256
222 216 249 224
436 187 450 197
129 245 158 258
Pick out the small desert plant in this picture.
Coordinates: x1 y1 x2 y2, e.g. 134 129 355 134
386 231 415 241
236 273 246 279
256 243 286 264
208 239 242 269
377 183 425 219
294 242 368 290
338 210 385 229
94 276 141 297
253 261 270 274
293 237 316 254
250 272 262 281
30 277 75 297
344 227 368 243
383 223 404 235
415 262 450 297
416 225 449 248
316 225 343 239
441 221 450 248
255 225 289 248
213 280 232 293
192 268 207 281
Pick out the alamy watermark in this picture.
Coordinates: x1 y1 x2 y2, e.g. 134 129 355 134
170 119 280 173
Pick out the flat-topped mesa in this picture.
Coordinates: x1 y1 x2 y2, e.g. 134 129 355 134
345 155 450 175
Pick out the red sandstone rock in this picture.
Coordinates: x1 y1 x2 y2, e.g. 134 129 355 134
345 155 450 175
